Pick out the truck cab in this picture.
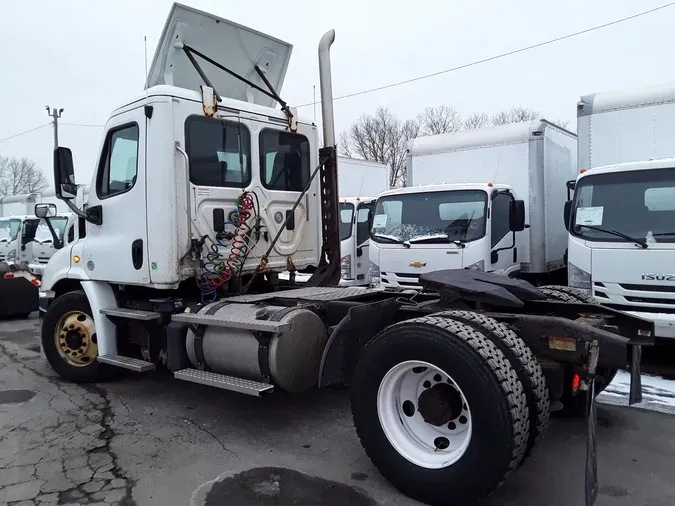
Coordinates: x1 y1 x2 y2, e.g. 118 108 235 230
0 215 40 265
339 197 376 286
566 158 675 338
369 183 525 289
29 213 83 277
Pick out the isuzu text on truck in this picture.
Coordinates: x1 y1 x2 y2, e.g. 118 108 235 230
567 82 675 339
36 4 652 505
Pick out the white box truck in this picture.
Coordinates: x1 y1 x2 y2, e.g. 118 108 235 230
369 120 577 289
337 156 388 285
33 5 652 505
567 82 675 339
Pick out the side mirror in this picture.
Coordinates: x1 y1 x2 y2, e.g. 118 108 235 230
508 199 526 232
35 203 57 219
566 180 576 201
563 201 572 231
54 147 77 200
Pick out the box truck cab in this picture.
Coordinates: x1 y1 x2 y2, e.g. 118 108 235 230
339 197 376 285
0 215 40 265
29 213 84 277
566 158 675 338
370 120 576 289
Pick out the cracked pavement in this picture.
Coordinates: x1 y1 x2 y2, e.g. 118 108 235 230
2 315 675 506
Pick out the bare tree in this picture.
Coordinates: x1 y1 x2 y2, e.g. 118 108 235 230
0 156 48 196
419 105 462 136
340 107 420 188
463 112 491 130
492 105 540 126
550 118 571 129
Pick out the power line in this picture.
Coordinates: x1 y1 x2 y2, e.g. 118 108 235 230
298 2 675 108
61 122 105 128
0 123 50 144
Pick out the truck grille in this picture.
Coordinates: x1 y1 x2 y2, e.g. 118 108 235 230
37 257 51 264
381 272 421 289
594 281 675 314
0 254 5 262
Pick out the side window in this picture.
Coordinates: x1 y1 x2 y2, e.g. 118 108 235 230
97 124 139 198
356 205 372 245
186 116 251 187
67 225 75 244
491 193 512 248
260 130 310 191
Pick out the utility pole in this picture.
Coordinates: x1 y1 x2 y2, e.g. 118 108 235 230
45 105 64 149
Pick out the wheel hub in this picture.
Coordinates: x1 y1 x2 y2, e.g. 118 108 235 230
54 311 97 367
64 329 84 350
418 383 463 427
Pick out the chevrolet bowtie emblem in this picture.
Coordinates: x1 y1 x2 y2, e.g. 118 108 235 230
409 261 426 268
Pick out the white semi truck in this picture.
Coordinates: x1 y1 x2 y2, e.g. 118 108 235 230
369 120 576 290
35 4 652 505
337 156 388 285
567 82 675 339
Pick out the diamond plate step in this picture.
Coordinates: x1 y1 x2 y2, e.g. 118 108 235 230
97 355 156 372
171 312 290 332
173 369 275 396
100 307 160 321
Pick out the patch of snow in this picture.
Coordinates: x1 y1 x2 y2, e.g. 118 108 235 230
598 370 675 415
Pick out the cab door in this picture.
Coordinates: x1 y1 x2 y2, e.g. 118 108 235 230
19 219 39 264
353 201 375 284
489 192 517 273
82 108 149 284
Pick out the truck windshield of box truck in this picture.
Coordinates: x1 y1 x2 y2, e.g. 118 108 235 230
570 167 675 245
370 190 487 245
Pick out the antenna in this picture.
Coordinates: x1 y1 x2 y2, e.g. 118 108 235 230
357 174 365 198
144 36 149 96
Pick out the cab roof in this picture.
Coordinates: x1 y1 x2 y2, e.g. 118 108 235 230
380 182 510 197
578 157 675 180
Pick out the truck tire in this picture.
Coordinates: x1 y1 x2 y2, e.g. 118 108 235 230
539 285 598 305
434 310 549 461
41 290 119 383
351 316 528 506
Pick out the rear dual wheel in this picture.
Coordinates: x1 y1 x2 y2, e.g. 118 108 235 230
351 316 530 506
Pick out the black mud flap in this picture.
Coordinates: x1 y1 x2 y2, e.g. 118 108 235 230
629 345 643 405
585 378 598 506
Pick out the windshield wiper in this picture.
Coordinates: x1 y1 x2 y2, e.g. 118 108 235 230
404 234 466 248
372 234 410 248
577 225 648 249
651 232 675 237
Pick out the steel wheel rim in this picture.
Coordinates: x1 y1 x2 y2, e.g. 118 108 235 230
377 360 472 469
54 311 97 367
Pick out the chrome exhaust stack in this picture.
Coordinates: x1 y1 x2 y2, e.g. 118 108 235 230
305 29 341 287
318 29 336 147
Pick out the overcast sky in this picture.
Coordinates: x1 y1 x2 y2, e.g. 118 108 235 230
1 0 674 187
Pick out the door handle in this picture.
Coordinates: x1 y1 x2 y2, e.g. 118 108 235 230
131 239 143 270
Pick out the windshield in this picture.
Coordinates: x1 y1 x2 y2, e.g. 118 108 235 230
371 190 487 244
339 203 354 241
34 217 68 243
571 167 675 244
0 219 21 243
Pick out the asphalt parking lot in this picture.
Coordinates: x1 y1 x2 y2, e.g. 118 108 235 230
1 314 675 506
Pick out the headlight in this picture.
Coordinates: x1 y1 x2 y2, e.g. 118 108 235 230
6 249 16 261
568 262 591 291
340 254 352 280
368 261 380 278
465 260 485 271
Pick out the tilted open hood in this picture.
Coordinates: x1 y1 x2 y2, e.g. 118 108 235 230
146 3 293 108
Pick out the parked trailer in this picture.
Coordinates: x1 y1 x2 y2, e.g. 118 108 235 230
37 4 651 506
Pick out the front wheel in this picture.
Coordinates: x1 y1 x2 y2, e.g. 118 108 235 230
351 316 528 506
41 290 119 383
